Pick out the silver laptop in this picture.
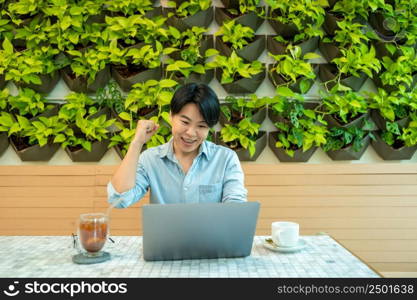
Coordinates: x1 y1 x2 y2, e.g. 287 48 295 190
142 202 260 261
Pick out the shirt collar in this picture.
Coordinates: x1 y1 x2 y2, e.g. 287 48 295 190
159 138 210 160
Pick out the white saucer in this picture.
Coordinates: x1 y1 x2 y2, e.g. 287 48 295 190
263 238 308 253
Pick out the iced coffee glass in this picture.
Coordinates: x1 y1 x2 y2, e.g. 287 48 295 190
78 213 109 257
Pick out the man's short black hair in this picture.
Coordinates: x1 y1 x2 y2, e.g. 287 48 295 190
170 83 220 128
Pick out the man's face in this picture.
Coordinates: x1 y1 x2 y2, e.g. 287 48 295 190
170 103 209 156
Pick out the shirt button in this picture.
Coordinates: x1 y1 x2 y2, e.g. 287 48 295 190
184 187 188 191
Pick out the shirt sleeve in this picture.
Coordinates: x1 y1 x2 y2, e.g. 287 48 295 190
107 152 150 208
222 151 248 203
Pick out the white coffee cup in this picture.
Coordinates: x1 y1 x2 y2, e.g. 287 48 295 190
271 221 299 247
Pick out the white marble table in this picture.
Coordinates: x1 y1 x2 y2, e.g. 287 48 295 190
0 235 380 278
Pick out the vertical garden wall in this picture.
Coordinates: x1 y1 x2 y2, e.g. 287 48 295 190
0 0 416 164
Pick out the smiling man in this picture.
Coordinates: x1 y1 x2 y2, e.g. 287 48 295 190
107 83 247 207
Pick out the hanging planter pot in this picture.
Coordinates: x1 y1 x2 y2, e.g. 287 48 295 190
318 39 341 63
372 40 403 60
267 12 299 39
144 6 163 19
15 71 60 94
114 144 125 160
169 35 214 64
319 63 367 91
267 64 318 94
323 12 366 36
65 139 110 162
370 109 410 131
216 131 267 161
0 132 9 157
369 12 399 42
170 68 215 85
219 104 266 126
323 11 344 36
137 106 159 120
326 134 371 160
220 0 239 8
216 67 265 94
0 74 6 89
266 36 319 56
163 7 214 32
214 7 264 32
268 131 317 162
111 65 162 92
215 35 265 62
9 136 59 161
323 112 369 129
371 132 417 160
61 66 111 93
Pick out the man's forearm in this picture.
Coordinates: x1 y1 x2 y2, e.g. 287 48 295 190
110 140 144 193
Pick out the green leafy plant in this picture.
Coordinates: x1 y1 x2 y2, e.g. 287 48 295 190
215 20 255 51
319 90 369 124
121 79 177 128
0 111 18 136
16 115 72 147
125 41 177 71
380 112 417 149
368 88 409 122
0 39 17 79
58 92 101 122
401 113 417 147
8 88 54 118
220 94 269 123
330 44 381 88
266 0 326 42
63 113 115 152
7 0 45 19
206 51 264 84
5 43 68 85
66 42 113 84
220 119 261 157
0 87 9 111
0 15 14 41
13 14 51 49
233 0 263 15
322 126 374 152
322 20 371 49
270 88 328 157
373 0 417 45
379 46 417 89
104 0 153 16
94 79 124 114
109 122 136 157
168 0 211 18
103 15 173 47
170 26 207 64
165 59 206 79
331 0 382 20
268 44 320 93
41 0 106 50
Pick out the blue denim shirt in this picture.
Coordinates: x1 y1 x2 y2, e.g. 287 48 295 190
107 139 248 207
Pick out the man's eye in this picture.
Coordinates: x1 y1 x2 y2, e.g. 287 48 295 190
199 125 208 129
182 121 189 125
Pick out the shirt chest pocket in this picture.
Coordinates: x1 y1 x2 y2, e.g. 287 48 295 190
199 183 223 203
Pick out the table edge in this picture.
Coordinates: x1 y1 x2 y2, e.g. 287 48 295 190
326 234 384 278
